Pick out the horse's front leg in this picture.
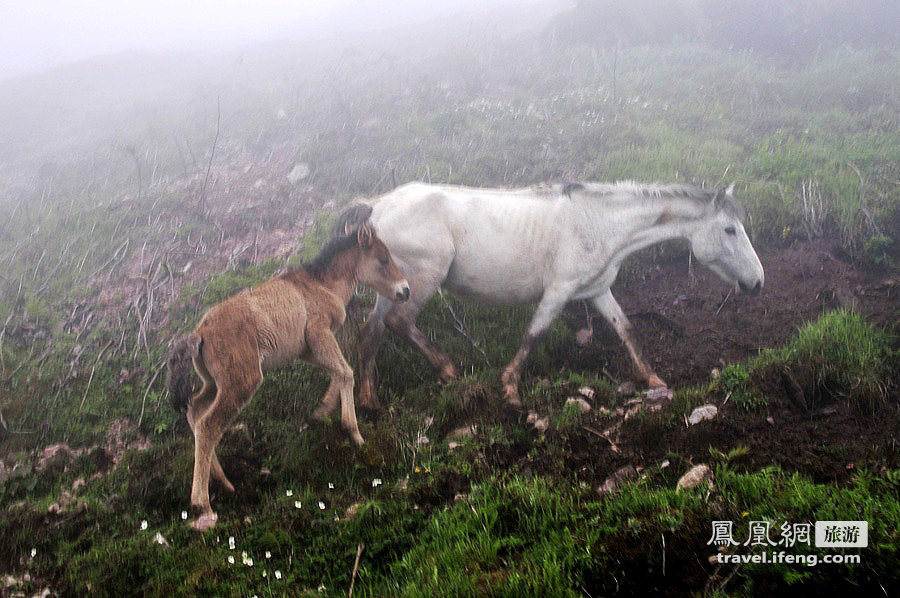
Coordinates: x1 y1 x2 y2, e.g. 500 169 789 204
501 287 572 406
592 290 667 388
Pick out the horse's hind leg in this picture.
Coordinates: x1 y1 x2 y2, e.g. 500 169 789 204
307 323 363 445
501 284 574 406
592 290 666 389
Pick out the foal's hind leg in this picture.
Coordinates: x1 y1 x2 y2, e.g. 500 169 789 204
307 323 363 445
188 356 234 492
190 349 262 530
592 290 666 388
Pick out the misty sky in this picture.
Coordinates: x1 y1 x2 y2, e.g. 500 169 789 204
0 0 548 81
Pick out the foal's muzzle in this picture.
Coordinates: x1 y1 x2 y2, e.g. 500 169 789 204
395 285 411 302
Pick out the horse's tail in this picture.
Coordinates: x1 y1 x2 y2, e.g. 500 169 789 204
331 202 374 239
166 332 202 413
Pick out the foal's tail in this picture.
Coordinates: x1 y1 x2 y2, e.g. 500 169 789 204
166 332 201 413
332 202 373 239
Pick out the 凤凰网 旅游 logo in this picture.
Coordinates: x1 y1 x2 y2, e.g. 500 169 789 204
708 520 868 548
814 521 868 548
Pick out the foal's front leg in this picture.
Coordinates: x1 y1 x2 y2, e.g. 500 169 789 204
307 326 364 446
592 290 667 388
501 286 573 406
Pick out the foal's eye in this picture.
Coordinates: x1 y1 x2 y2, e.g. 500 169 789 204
379 257 389 266
724 226 736 236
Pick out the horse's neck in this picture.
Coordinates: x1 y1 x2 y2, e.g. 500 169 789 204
583 197 704 263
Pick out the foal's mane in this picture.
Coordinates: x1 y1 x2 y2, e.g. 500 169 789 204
291 234 359 281
557 181 744 219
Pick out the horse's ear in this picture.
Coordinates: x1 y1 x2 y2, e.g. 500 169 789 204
344 221 355 236
357 223 374 248
713 186 729 210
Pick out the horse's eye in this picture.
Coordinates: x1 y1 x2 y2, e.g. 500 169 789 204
379 257 389 266
724 226 736 236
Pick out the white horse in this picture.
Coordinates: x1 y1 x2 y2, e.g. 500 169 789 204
337 181 764 406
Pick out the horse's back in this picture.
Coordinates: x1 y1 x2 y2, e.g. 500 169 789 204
369 183 567 303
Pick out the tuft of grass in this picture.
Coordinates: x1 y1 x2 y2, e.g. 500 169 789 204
753 309 895 408
719 364 768 412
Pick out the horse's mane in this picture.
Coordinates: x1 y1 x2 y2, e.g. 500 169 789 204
558 180 744 219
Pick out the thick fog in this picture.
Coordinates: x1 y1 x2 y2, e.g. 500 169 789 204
0 0 553 80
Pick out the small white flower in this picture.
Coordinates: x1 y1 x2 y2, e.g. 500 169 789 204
286 489 293 497
275 570 282 579
294 500 302 509
140 520 148 530
30 548 36 558
181 510 188 520
328 483 334 489
318 584 326 592
318 501 325 510
265 551 272 559
246 558 254 567
227 555 235 564
242 551 248 560
372 478 382 488
262 570 268 577
228 536 235 550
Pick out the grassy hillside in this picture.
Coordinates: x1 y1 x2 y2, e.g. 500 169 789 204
0 16 898 596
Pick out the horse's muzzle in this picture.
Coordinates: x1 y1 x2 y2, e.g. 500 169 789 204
738 279 762 295
396 286 411 302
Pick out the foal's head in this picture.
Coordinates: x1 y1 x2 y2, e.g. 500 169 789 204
689 184 765 295
353 223 411 302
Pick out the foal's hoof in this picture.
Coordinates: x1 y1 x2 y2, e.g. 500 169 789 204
312 407 332 422
503 384 523 408
647 375 668 389
438 363 458 383
191 512 218 531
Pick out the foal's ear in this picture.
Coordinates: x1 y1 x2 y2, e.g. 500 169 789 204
357 223 374 248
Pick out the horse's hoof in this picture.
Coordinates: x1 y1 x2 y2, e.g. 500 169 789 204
357 387 382 411
191 512 218 531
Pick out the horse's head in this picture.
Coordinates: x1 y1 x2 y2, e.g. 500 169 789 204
689 184 764 294
354 223 410 302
